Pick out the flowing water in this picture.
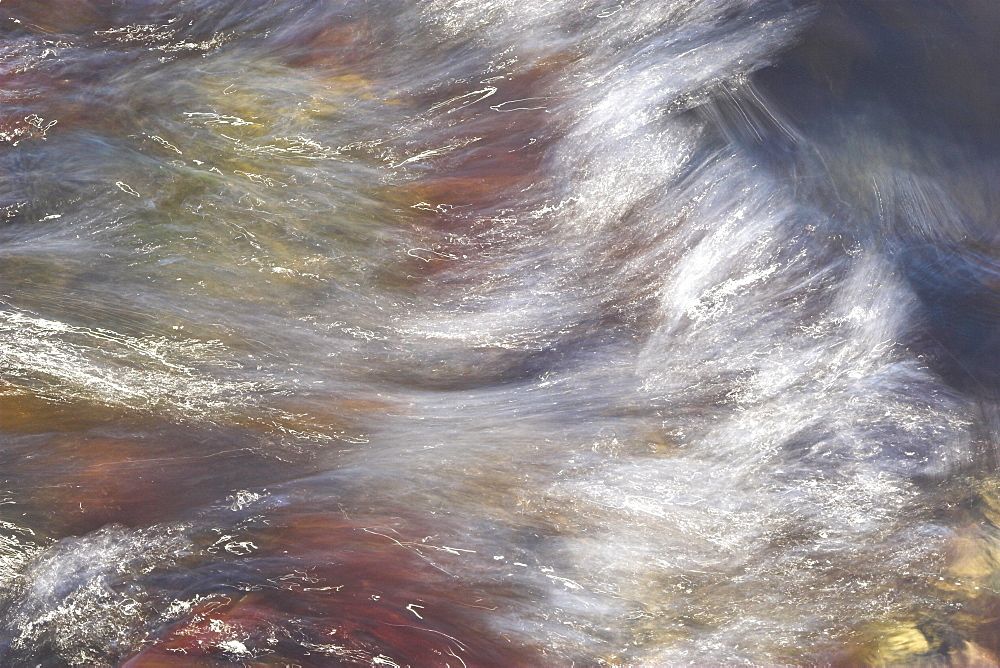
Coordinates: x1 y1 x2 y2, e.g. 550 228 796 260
1 1 999 665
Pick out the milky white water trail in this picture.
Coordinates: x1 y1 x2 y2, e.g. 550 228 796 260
1 0 998 665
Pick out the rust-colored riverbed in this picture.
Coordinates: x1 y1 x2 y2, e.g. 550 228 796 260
2 1 1000 665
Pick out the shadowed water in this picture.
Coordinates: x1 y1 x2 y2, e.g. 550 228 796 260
1 0 999 665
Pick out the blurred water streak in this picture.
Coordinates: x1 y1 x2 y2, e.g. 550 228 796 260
1 1 998 665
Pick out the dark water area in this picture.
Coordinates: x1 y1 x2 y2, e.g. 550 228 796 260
1 1 999 665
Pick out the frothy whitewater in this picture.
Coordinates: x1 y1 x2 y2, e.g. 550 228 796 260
1 1 999 665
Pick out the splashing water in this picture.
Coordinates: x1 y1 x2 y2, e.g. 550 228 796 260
1 0 999 665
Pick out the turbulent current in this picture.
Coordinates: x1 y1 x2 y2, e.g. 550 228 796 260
1 1 999 665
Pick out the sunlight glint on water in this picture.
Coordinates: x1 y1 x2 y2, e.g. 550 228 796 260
1 1 999 665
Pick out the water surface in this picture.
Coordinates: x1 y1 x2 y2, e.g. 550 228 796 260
2 1 999 665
